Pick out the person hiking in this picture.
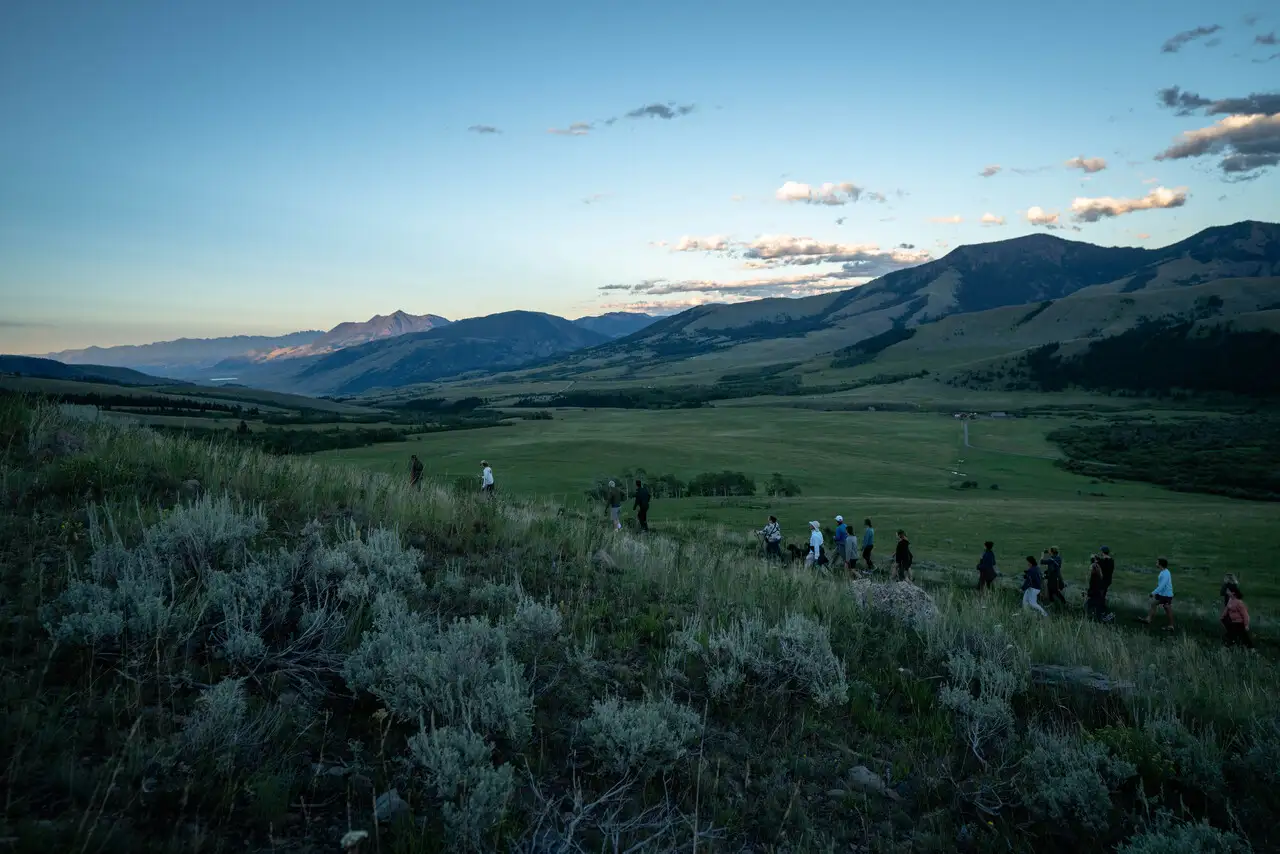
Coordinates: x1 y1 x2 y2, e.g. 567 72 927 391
1097 546 1116 605
894 530 913 583
1085 556 1110 622
1221 584 1254 649
833 515 849 568
1220 573 1241 607
805 521 824 571
480 460 495 495
1021 555 1048 616
1140 558 1175 630
760 515 782 559
977 541 997 592
634 479 651 532
1040 547 1067 606
409 454 424 489
861 519 875 570
605 480 622 530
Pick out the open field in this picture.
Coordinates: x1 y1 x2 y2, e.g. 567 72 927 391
318 405 1280 614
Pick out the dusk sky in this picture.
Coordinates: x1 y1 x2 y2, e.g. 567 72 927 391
2 0 1279 353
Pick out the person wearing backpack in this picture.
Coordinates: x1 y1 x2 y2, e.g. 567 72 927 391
893 530 913 583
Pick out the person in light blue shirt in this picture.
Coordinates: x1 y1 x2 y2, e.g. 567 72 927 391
1140 558 1175 630
861 518 876 570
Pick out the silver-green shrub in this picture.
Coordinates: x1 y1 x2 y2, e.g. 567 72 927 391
1018 727 1136 832
578 695 702 778
1117 812 1250 853
407 725 514 851
180 677 282 773
938 630 1028 762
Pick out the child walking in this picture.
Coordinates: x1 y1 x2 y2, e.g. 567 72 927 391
1221 585 1254 649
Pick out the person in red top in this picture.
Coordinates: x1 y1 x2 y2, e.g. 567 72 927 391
1221 584 1253 649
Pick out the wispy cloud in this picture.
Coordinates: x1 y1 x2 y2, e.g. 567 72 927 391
1065 155 1108 173
979 164 1002 177
674 235 731 252
929 215 963 224
1025 206 1062 228
775 181 883 205
1161 24 1222 53
625 102 696 120
835 217 846 225
548 121 593 136
1135 233 1151 240
1071 186 1189 222
1158 86 1280 116
1257 32 1278 45
1010 165 1053 175
1155 113 1280 176
467 124 501 134
582 193 610 204
981 213 1006 226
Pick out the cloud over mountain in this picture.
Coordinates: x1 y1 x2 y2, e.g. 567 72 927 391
1155 113 1280 176
1025 206 1062 227
1070 186 1188 222
981 213 1006 226
1065 156 1108 173
1161 24 1222 53
775 181 883 205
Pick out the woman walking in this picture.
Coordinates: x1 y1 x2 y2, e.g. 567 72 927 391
1221 584 1254 649
1021 555 1048 616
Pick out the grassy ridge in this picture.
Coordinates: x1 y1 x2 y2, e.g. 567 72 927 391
2 398 1276 851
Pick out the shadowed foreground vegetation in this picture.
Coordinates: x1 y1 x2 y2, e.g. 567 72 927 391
1 396 1276 852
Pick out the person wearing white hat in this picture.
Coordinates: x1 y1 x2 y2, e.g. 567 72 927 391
605 480 622 530
805 521 824 570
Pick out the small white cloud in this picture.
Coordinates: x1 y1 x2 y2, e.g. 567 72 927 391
1135 233 1151 240
730 194 745 202
980 213 1006 226
979 165 1002 177
1065 156 1108 173
930 215 963 224
548 121 593 136
775 180 873 205
1070 186 1189 222
674 235 731 252
1025 206 1061 227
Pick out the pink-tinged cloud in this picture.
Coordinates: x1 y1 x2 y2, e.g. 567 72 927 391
930 215 963 224
980 213 1006 226
1065 156 1108 173
548 121 593 136
1070 186 1189 222
1155 113 1280 175
979 164 1002 177
674 235 731 252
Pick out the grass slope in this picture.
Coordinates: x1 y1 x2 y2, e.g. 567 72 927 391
2 398 1277 852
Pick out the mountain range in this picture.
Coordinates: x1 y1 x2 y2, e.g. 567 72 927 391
524 220 1280 386
14 222 1280 398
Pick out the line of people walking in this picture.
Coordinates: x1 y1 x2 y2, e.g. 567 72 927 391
759 516 915 583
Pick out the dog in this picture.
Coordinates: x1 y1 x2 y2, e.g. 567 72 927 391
786 543 806 563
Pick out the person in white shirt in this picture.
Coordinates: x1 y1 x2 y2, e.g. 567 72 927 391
480 460 495 495
805 521 823 570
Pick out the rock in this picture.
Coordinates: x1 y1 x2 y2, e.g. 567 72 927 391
181 479 202 497
1030 664 1134 694
847 765 902 801
374 788 409 822
341 829 369 850
848 580 939 629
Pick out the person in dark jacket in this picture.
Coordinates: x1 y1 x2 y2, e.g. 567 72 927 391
1097 546 1115 602
409 454 424 489
633 479 651 531
1040 547 1067 606
893 530 913 583
1021 556 1047 616
977 541 997 592
1085 557 1108 621
861 519 875 570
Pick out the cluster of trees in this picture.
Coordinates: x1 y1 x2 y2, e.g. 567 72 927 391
1049 415 1280 501
1020 320 1280 397
584 469 786 501
830 326 916 369
12 389 249 416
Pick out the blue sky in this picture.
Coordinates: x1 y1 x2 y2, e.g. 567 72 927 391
2 0 1278 352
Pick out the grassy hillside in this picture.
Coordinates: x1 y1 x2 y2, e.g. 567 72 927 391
2 398 1277 852
0 355 175 386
